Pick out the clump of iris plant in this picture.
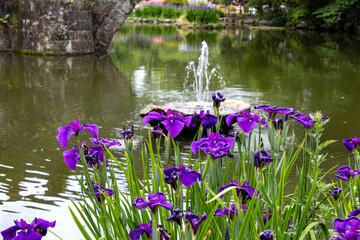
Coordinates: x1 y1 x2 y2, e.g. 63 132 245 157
343 136 360 152
183 110 218 129
335 166 360 180
1 218 56 240
329 217 360 240
259 230 274 240
218 180 259 204
254 149 273 168
163 165 202 190
329 187 342 200
133 192 173 213
291 112 316 128
143 109 187 138
56 119 98 148
191 132 234 159
212 92 225 108
184 210 207 236
122 125 134 140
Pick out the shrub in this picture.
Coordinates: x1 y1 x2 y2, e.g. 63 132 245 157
162 5 183 19
163 0 189 5
186 7 219 24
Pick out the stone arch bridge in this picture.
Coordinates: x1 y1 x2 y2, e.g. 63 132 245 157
0 0 138 54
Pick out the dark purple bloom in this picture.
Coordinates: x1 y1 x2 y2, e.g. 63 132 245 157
122 125 134 140
214 204 238 220
330 217 360 240
218 180 258 204
260 230 274 240
254 149 273 168
129 221 152 240
91 138 121 148
329 187 342 200
212 92 225 108
343 137 360 152
184 211 207 236
167 209 183 226
191 132 235 159
335 166 360 180
163 165 202 188
158 226 171 240
262 210 272 225
63 145 80 170
1 218 56 240
228 130 241 142
82 142 105 168
56 120 98 148
349 207 360 217
143 109 186 138
272 118 283 130
183 110 218 129
151 125 166 139
254 105 294 120
291 112 316 128
86 182 113 203
133 192 173 213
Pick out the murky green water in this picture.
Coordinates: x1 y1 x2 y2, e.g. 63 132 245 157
0 24 360 238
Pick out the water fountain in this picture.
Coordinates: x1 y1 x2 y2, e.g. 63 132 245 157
140 41 250 128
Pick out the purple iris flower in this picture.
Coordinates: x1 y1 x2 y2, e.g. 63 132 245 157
260 230 274 240
254 149 273 168
122 125 134 140
349 207 360 217
158 226 171 240
85 182 113 203
330 217 360 240
329 187 342 200
133 192 173 213
218 180 258 204
183 110 218 129
335 166 360 180
254 105 294 120
151 125 166 139
91 138 121 148
272 118 283 130
63 145 80 170
226 110 264 133
262 210 272 225
291 112 316 128
191 132 235 159
129 221 152 240
56 119 99 148
143 109 186 138
343 137 360 152
184 211 207 236
1 218 56 240
163 165 202 189
212 92 225 108
214 204 238 220
167 209 183 226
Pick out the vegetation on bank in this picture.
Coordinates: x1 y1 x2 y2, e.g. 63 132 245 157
248 0 360 33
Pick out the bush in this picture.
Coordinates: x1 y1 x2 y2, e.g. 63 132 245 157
163 0 189 5
162 6 183 19
186 7 219 24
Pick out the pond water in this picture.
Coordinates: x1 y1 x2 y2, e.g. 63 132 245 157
0 24 360 238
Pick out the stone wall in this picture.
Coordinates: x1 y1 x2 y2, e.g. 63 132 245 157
0 0 138 55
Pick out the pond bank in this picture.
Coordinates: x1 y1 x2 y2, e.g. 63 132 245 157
125 15 277 30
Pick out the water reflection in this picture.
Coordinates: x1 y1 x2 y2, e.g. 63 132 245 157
0 25 360 238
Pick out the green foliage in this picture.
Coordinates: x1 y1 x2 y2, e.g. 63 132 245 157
163 0 189 4
185 7 219 24
0 14 10 25
161 6 183 19
132 5 184 19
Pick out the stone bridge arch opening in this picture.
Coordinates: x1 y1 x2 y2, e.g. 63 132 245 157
0 0 138 54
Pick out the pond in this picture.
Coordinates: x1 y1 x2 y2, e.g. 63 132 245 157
0 24 360 238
